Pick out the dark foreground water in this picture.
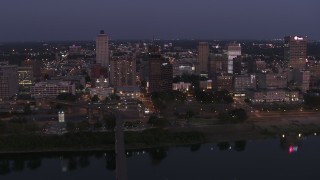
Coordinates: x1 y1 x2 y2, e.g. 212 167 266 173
1 135 320 180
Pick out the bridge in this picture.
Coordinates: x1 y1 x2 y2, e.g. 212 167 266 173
114 110 128 180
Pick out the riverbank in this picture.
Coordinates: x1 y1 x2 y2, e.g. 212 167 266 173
0 129 205 154
1 112 320 154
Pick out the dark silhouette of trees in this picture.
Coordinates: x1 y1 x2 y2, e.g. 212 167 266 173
234 140 247 152
56 93 77 102
217 142 230 151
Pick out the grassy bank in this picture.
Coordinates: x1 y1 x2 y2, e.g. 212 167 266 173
0 129 206 153
1 120 320 154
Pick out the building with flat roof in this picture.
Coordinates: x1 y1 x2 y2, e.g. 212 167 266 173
234 75 256 92
69 45 82 55
17 66 33 94
197 42 209 74
284 36 307 70
96 30 109 67
216 75 233 92
248 89 300 103
110 55 136 88
173 82 191 92
288 69 310 93
257 72 287 89
208 54 228 78
0 63 18 99
227 43 241 74
148 53 172 92
30 81 75 98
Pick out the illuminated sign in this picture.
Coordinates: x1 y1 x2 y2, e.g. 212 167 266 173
294 36 304 41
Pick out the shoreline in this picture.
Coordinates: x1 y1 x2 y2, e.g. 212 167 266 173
0 125 318 155
1 112 320 155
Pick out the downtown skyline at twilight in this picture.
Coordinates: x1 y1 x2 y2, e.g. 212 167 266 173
1 1 320 180
0 0 320 42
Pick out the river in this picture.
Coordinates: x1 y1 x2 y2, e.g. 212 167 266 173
0 134 319 180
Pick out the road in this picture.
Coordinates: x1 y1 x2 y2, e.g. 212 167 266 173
114 110 128 180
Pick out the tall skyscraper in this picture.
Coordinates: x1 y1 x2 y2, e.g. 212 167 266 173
21 59 41 81
233 56 243 75
148 44 173 93
208 54 228 84
197 42 209 74
110 54 136 87
284 36 307 70
227 43 241 74
0 62 18 99
160 62 173 92
148 53 164 93
96 30 109 68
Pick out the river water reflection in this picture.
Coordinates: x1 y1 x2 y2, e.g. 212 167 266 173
1 135 320 180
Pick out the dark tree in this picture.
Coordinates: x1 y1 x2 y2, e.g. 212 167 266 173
66 122 76 132
105 151 116 171
77 121 90 131
26 158 42 170
12 159 25 172
79 156 90 168
217 142 230 151
24 104 32 115
234 140 247 152
94 121 103 129
57 93 77 102
0 160 10 175
190 144 201 152
104 114 116 130
147 148 168 166
91 95 99 103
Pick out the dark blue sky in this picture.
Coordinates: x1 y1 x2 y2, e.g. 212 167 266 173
0 0 319 42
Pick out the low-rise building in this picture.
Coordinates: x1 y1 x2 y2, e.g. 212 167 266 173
248 89 300 103
90 87 114 100
199 80 213 90
116 86 140 98
234 75 256 92
257 71 287 89
173 82 191 91
30 81 75 98
216 75 233 92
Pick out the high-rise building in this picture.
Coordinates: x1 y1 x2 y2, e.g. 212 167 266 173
96 30 109 68
284 36 307 70
21 59 41 81
227 43 241 74
17 66 33 94
0 63 18 99
197 42 209 74
233 56 243 75
160 62 173 92
110 55 136 87
69 45 82 55
148 54 164 93
148 48 173 93
208 54 228 78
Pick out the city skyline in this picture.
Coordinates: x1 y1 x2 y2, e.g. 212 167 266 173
0 0 320 42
